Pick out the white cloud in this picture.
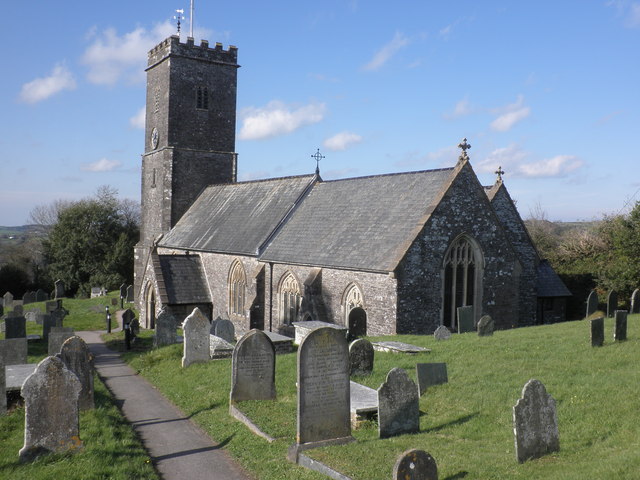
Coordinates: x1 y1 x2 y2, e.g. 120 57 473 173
362 32 410 71
606 1 640 27
518 155 584 178
130 106 146 129
477 144 584 178
490 95 530 132
439 25 452 37
18 64 76 104
238 101 326 140
81 158 122 172
444 97 473 119
323 132 363 151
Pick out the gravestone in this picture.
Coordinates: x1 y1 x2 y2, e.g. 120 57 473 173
586 290 598 317
126 285 134 303
182 308 210 367
54 279 65 299
393 449 438 480
0 351 5 414
513 379 559 463
1 338 28 365
35 289 48 302
477 314 494 336
5 316 26 338
111 297 118 306
0 304 3 317
215 318 236 344
154 308 178 347
3 291 14 309
42 315 56 342
614 310 627 342
230 329 276 403
22 291 36 305
210 334 234 358
25 311 41 324
58 336 94 410
631 289 640 314
119 283 127 299
349 338 374 376
19 356 83 462
457 306 474 333
606 290 618 318
50 306 68 328
416 363 448 396
122 308 136 329
590 317 604 347
294 326 352 450
378 367 420 438
433 325 451 340
45 300 58 314
12 304 24 316
48 327 74 355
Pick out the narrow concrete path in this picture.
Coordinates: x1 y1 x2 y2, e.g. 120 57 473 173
77 331 252 480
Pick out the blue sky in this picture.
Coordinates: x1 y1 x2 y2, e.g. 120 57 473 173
1 1 639 225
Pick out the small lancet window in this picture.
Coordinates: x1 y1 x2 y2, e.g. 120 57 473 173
151 168 156 188
280 273 302 325
196 86 209 110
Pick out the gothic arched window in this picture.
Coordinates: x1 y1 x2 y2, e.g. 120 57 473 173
228 261 246 317
279 273 302 325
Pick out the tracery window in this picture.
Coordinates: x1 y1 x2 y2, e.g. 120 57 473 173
344 284 363 318
279 273 302 325
443 236 482 329
228 261 246 317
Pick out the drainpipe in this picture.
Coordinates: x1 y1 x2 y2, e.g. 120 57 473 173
269 262 274 332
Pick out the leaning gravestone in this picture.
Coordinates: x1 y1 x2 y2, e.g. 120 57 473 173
1 338 28 365
457 306 474 333
230 329 276 403
416 363 448 396
631 289 640 314
378 367 420 438
433 325 451 340
58 336 94 410
48 327 74 355
3 291 14 309
5 316 26 339
126 285 134 303
606 290 618 318
590 317 604 347
513 379 559 463
54 279 65 299
292 327 352 456
477 314 494 336
586 290 598 318
215 318 236 344
19 356 83 462
182 308 210 367
349 338 374 376
614 310 627 342
35 289 48 302
393 449 438 480
154 308 178 347
22 291 36 305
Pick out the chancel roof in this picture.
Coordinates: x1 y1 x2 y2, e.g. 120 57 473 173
157 255 211 304
537 259 572 297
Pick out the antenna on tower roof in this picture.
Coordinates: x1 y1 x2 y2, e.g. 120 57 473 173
174 9 185 35
189 0 194 38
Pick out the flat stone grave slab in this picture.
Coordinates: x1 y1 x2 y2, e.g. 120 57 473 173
5 364 37 391
210 335 234 359
350 380 378 426
1 338 28 365
263 330 294 354
292 320 347 345
372 341 431 354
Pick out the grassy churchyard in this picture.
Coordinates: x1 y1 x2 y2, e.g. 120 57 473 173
2 294 640 479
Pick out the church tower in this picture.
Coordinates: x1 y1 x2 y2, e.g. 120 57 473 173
134 35 239 301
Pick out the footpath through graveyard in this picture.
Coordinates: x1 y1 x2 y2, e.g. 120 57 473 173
77 330 252 480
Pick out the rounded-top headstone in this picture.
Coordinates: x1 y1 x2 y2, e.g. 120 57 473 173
215 318 236 344
182 307 210 367
230 329 276 402
58 335 94 410
393 449 438 480
433 325 451 340
477 314 494 336
349 338 374 376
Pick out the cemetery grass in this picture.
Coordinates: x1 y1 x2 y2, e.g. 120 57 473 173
111 315 640 480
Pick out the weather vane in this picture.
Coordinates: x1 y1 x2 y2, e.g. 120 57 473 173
174 9 185 35
458 137 471 162
311 148 325 175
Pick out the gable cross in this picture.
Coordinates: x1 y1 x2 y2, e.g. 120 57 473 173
458 138 471 162
495 166 505 181
311 148 325 175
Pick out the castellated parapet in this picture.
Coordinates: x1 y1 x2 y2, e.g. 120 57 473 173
147 35 238 69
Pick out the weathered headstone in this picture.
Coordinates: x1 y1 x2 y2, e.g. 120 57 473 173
215 318 236 344
35 289 48 302
154 308 178 347
590 317 604 347
45 300 58 314
182 308 210 367
393 449 438 480
513 379 559 463
54 279 65 299
1 338 28 365
614 310 627 342
416 363 448 396
13 304 24 316
48 327 75 355
294 327 352 451
5 316 26 338
457 306 474 333
126 285 134 303
25 311 40 323
19 356 83 462
42 315 56 342
0 350 5 415
477 314 494 336
3 291 14 309
22 291 36 305
111 297 118 306
230 329 276 403
349 338 374 376
58 336 94 410
606 290 618 318
378 367 420 438
50 306 68 328
586 290 598 318
631 289 640 314
433 325 451 340
210 334 234 358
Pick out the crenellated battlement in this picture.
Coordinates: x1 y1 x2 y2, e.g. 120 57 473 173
147 35 238 68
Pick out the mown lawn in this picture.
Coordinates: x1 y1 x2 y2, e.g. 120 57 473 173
104 314 640 480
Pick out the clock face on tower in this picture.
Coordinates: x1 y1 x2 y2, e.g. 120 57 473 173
150 127 159 149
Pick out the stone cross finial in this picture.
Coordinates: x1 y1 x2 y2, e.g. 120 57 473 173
458 138 471 162
311 148 325 175
495 165 505 181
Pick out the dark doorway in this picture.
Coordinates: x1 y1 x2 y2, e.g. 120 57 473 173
348 307 367 339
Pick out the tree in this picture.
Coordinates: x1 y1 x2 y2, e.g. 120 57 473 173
40 187 139 297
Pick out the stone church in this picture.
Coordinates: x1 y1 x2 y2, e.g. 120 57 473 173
134 35 570 338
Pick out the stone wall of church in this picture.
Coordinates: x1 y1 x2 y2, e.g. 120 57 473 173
395 161 521 334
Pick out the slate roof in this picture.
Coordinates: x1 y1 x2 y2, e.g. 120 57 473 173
160 175 316 255
157 255 211 304
537 260 572 297
261 168 455 272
